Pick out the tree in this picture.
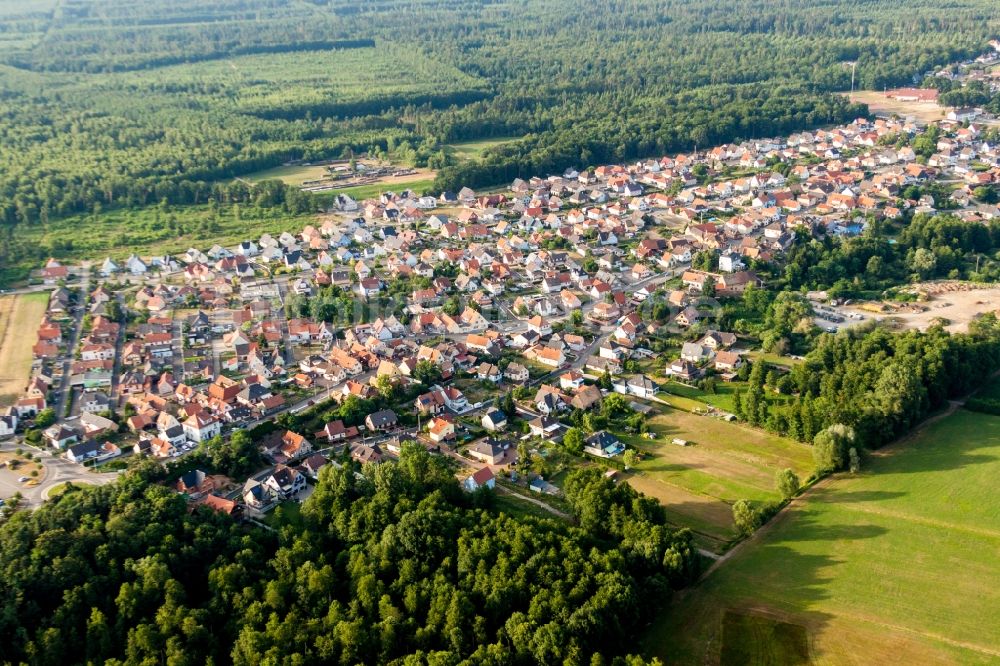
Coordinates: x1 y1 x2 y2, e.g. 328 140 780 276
973 185 999 204
848 447 861 474
34 408 56 429
499 391 516 418
413 359 442 385
570 309 584 326
732 499 760 537
775 468 800 500
563 427 585 454
375 374 396 400
908 247 937 279
622 449 638 468
813 424 856 473
443 295 461 316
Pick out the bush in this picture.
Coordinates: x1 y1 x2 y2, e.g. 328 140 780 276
964 396 1000 415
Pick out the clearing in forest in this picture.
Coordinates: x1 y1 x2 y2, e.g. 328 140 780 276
644 406 1000 665
848 90 945 123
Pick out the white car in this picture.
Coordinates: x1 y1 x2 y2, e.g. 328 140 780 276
17 476 29 483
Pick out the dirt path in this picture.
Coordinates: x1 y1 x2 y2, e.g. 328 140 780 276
496 485 571 519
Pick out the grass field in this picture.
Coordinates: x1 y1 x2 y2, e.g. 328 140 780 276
3 203 318 286
620 407 813 550
848 90 945 123
0 292 49 406
645 407 1000 665
446 137 522 162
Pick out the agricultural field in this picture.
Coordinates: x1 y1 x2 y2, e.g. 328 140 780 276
645 407 1000 665
0 292 49 407
620 406 813 551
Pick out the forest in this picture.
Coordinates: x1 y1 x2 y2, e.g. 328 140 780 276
0 444 696 665
0 0 998 244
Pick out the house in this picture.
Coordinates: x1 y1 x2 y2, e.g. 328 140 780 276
242 479 275 511
301 453 329 479
264 465 307 499
365 409 398 431
666 359 703 381
66 440 102 463
481 409 507 432
428 416 456 443
194 494 240 517
681 342 711 363
570 384 603 411
617 375 658 399
318 419 358 442
476 362 502 383
45 424 79 449
468 439 505 464
531 346 565 368
183 412 221 443
350 443 384 464
528 414 561 438
463 466 496 492
534 386 567 414
175 469 224 499
280 430 312 459
583 431 625 458
0 413 17 437
559 371 584 391
504 363 530 384
714 350 744 372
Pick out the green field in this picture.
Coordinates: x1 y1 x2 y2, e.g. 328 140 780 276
243 164 337 186
646 407 1000 665
446 137 522 162
4 202 318 284
621 407 813 550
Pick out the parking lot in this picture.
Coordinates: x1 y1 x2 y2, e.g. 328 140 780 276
812 303 867 333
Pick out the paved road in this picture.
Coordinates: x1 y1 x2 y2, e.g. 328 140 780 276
0 439 119 508
53 264 91 418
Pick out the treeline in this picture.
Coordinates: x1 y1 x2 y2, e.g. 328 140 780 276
781 214 1000 297
432 85 864 192
734 315 1000 450
0 445 696 665
0 0 995 235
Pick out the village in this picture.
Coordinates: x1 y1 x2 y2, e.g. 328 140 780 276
3 83 1000 528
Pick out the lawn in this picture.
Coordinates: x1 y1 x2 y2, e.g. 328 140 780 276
0 292 49 406
620 407 813 549
645 407 1000 665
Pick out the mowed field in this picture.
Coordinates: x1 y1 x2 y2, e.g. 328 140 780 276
645 407 1000 665
621 407 814 552
848 90 945 123
0 292 48 406
445 137 522 162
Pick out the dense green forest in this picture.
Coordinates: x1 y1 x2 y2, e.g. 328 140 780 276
0 0 998 245
0 444 695 665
